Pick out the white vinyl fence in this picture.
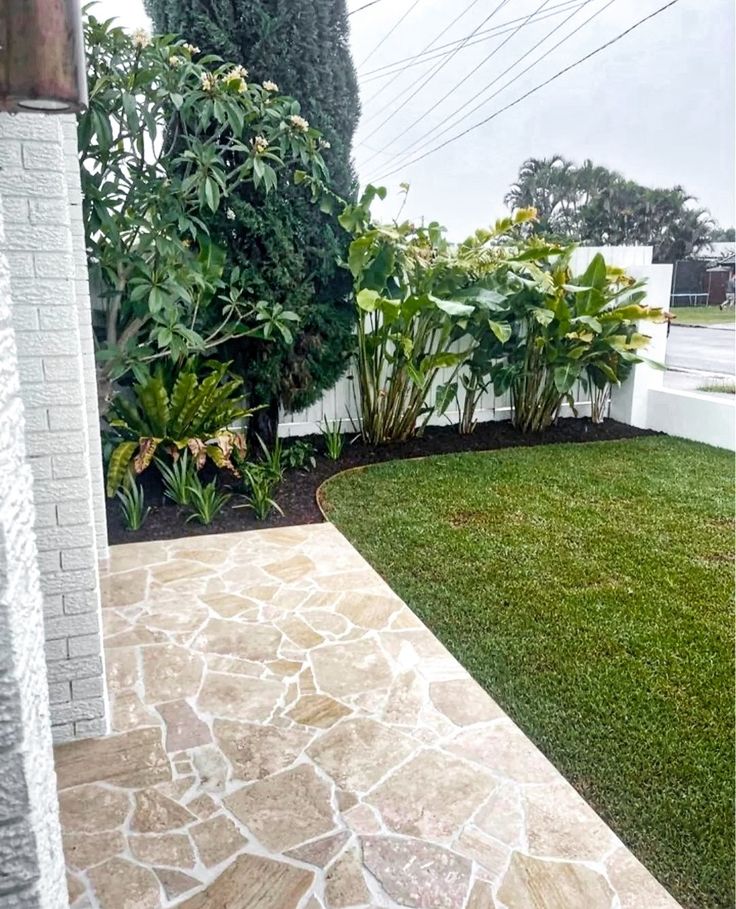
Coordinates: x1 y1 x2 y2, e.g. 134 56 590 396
278 246 658 438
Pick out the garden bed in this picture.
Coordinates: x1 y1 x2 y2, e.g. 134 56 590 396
106 417 654 544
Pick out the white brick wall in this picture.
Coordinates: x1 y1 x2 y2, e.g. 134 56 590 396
0 187 67 909
0 113 109 743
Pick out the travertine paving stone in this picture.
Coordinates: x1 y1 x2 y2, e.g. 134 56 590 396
55 525 682 909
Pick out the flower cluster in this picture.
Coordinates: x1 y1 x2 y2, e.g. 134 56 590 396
226 208 236 221
223 65 249 94
289 114 309 133
200 71 217 93
262 80 279 92
132 28 151 49
319 138 331 150
182 43 200 55
251 135 269 154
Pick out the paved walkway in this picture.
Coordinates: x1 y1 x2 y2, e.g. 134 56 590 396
55 524 681 909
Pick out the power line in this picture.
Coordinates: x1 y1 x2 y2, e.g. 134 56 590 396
361 0 584 81
360 0 486 108
373 0 682 182
358 0 514 144
375 0 603 174
349 0 389 14
363 0 562 168
357 0 424 68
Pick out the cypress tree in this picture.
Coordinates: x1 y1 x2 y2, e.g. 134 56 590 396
145 0 360 438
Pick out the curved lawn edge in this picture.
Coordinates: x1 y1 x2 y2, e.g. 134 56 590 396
319 436 735 909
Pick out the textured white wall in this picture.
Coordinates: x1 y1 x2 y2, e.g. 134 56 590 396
0 113 108 743
0 168 68 909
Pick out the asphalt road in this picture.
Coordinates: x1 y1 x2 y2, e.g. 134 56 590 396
666 325 735 376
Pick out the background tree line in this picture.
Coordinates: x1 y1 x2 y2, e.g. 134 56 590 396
504 155 732 264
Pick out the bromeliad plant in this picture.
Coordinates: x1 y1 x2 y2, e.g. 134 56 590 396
81 12 325 387
185 474 232 525
337 185 535 444
489 247 663 432
116 477 150 530
105 360 250 496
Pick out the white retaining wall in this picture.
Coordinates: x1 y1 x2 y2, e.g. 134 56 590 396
0 113 109 743
646 388 735 450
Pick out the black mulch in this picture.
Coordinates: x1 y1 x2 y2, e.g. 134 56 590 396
106 418 657 545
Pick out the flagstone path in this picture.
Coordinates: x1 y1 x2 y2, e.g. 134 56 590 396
55 524 681 909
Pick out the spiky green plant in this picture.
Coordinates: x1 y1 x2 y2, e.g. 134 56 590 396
185 474 232 525
116 477 151 531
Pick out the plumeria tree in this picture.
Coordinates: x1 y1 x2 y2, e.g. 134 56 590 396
79 13 327 395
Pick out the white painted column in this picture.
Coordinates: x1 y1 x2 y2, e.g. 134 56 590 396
0 178 67 909
610 263 673 427
0 112 108 743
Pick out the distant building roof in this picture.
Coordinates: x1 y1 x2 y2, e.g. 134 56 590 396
693 241 735 262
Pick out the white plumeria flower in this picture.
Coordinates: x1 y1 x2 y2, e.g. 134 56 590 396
252 135 269 154
226 208 236 221
132 28 151 48
289 114 309 133
200 72 217 92
320 139 331 150
182 43 200 54
262 80 279 92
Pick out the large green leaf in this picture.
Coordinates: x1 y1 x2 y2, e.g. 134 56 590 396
106 441 138 497
553 363 579 394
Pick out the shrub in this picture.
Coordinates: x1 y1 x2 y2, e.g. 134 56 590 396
105 361 249 496
235 463 283 521
489 248 663 432
282 440 316 472
336 185 535 443
185 474 232 524
156 449 196 506
320 418 344 460
117 478 150 530
80 12 327 388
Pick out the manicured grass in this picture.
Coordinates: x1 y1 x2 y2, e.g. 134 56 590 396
672 305 735 326
322 437 735 909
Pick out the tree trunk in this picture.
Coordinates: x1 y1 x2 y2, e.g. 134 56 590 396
248 397 281 450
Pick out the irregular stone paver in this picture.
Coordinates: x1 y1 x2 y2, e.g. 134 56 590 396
225 765 335 852
497 851 615 909
87 857 160 909
429 678 505 726
63 832 124 870
367 748 496 839
308 718 416 792
130 788 196 833
287 693 352 728
193 617 282 661
190 814 247 867
362 836 472 909
324 848 371 908
285 831 351 868
55 727 170 790
154 867 201 900
214 719 311 781
58 525 681 909
128 832 195 868
178 853 313 909
142 644 204 703
197 672 283 721
58 785 130 832
156 699 211 752
311 639 393 697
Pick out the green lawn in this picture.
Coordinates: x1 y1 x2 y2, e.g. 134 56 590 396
672 305 735 326
321 437 735 909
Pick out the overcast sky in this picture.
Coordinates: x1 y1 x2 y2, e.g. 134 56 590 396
95 0 734 238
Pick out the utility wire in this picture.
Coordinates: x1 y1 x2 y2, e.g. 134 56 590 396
363 0 560 168
357 0 424 68
374 0 682 181
361 0 585 81
359 0 514 142
349 0 389 14
360 0 486 108
375 0 602 173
